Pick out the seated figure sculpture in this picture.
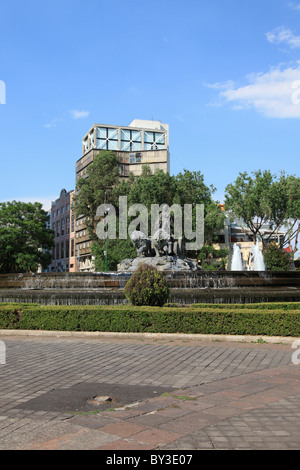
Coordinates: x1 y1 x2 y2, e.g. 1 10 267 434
130 229 185 259
118 215 196 272
130 230 152 257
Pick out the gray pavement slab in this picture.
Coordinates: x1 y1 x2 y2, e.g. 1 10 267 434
0 331 299 450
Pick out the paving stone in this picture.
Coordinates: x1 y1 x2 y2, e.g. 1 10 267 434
0 334 299 450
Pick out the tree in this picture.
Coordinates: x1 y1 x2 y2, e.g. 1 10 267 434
128 166 177 209
72 150 123 241
0 201 54 273
91 235 136 272
280 175 300 254
128 167 225 247
73 155 226 269
72 151 135 271
224 170 300 250
263 242 291 271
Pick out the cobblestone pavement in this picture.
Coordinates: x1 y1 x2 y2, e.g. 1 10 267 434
0 332 299 450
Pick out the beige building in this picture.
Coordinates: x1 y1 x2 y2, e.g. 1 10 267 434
75 119 170 272
50 189 77 272
77 119 170 180
69 192 77 272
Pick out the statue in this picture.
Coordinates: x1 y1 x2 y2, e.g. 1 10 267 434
130 230 152 257
118 226 196 272
152 229 170 257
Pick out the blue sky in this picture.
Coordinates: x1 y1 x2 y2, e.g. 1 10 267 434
1 0 300 209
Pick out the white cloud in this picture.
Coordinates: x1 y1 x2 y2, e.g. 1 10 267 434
206 80 235 90
209 63 300 118
70 110 90 120
288 2 300 11
44 118 64 128
44 109 90 128
266 26 300 49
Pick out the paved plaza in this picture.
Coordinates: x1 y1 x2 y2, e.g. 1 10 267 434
0 331 300 450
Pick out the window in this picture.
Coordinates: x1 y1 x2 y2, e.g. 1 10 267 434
121 129 141 151
66 217 70 234
61 219 65 236
61 242 65 259
129 153 142 164
71 239 74 257
96 127 118 150
144 131 166 150
56 221 60 237
66 240 69 258
56 244 59 260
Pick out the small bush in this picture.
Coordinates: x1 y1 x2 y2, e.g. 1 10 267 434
263 242 291 271
123 264 169 307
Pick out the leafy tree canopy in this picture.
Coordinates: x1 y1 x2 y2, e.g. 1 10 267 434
0 201 54 273
127 166 225 244
225 170 300 249
72 153 226 269
72 150 127 240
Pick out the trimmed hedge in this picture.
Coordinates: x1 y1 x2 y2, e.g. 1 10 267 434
167 302 300 311
0 302 300 337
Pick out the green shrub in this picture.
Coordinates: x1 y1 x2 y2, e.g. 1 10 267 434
0 302 300 336
189 302 300 310
123 264 169 307
263 242 291 271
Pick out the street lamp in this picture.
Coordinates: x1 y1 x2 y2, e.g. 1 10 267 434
104 209 110 272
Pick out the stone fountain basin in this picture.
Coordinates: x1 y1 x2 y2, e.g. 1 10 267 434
0 271 299 289
0 271 299 305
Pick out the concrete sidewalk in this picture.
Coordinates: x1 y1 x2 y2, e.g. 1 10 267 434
0 331 299 450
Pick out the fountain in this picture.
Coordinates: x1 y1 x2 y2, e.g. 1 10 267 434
249 241 266 271
0 234 298 305
231 243 243 271
0 267 299 305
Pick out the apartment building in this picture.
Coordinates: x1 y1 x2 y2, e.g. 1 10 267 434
75 119 170 272
50 189 76 272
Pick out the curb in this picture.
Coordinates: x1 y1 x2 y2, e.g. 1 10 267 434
0 329 298 344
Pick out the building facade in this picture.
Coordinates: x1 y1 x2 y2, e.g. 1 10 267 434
75 119 170 272
50 189 77 272
77 119 169 181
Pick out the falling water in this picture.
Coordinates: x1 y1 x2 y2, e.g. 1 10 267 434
231 243 243 271
252 241 266 271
